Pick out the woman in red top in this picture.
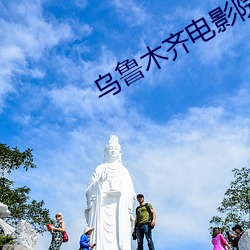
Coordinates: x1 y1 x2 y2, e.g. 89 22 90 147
212 227 232 250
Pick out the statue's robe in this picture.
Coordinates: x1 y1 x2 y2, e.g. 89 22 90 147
85 163 135 250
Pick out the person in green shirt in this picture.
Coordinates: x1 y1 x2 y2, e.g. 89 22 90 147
133 194 156 250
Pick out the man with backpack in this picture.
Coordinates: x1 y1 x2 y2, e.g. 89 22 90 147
132 194 156 250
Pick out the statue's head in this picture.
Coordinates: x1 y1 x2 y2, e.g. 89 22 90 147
104 135 122 163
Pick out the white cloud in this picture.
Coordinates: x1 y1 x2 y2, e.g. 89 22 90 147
38 46 129 120
217 83 250 115
0 2 73 58
48 84 126 119
82 46 119 84
73 0 88 9
0 1 79 111
194 20 249 64
112 0 148 26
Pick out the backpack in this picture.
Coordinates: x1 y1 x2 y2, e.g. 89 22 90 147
136 203 154 229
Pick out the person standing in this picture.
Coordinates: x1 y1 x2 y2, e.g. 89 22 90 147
211 227 232 250
133 194 156 250
79 227 96 250
49 212 66 250
230 225 244 250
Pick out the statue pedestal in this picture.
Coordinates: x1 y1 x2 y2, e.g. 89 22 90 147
1 245 26 250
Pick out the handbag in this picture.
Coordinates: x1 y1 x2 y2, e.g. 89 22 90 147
46 224 52 232
62 231 69 242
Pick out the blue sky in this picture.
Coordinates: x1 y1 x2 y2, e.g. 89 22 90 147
1 0 250 249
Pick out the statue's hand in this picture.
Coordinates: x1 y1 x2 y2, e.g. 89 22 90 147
129 213 135 222
101 171 108 181
86 195 95 209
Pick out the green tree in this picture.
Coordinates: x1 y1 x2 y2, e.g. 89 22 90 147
0 143 52 233
210 167 250 232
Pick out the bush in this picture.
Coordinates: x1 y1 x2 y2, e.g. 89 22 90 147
0 234 14 246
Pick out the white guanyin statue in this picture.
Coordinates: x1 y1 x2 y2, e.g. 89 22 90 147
85 135 136 250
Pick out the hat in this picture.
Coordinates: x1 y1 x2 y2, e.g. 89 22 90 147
232 225 243 231
55 212 63 218
84 227 94 234
136 194 144 198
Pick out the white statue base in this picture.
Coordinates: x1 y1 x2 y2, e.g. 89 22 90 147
2 245 26 250
0 203 38 250
12 220 38 250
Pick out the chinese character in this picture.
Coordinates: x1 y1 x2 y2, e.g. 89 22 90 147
140 45 169 71
120 68 144 86
162 30 189 61
95 73 121 98
115 59 138 75
239 0 250 18
115 59 144 86
226 0 246 22
185 17 216 43
209 7 229 32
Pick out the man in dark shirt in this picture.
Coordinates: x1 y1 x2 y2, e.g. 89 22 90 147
229 225 244 250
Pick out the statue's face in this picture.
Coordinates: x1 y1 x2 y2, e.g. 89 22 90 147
107 142 121 160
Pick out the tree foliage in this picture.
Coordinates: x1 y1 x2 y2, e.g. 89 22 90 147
0 143 52 233
0 144 36 175
0 234 14 246
210 167 250 232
